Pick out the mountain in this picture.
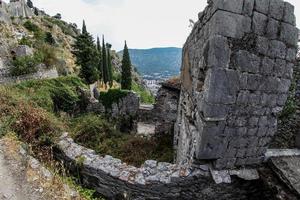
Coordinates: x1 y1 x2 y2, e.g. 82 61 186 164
119 47 182 80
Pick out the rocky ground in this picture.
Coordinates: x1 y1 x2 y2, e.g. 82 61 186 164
0 134 83 200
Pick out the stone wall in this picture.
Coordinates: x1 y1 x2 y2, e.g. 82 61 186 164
54 134 267 200
87 91 140 131
175 0 298 169
154 79 181 135
0 66 58 84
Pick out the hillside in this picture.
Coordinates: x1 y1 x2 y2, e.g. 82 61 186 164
118 47 182 80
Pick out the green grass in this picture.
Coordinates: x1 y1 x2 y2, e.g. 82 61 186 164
132 81 155 104
70 113 173 167
13 76 87 112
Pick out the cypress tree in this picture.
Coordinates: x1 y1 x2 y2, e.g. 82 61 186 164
106 43 113 87
82 20 87 34
121 41 132 90
96 36 103 81
72 21 99 84
101 36 108 86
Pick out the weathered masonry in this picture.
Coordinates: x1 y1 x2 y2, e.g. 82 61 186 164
175 0 298 169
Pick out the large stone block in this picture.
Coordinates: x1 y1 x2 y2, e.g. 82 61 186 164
273 59 286 77
210 10 251 39
233 50 260 73
266 18 279 39
269 0 284 20
279 23 298 47
252 12 267 35
196 124 228 159
204 35 230 68
202 102 229 119
254 0 270 14
203 68 238 104
256 36 269 55
243 0 254 16
268 40 286 59
286 48 297 62
283 2 296 25
277 78 291 93
211 0 244 14
261 57 275 75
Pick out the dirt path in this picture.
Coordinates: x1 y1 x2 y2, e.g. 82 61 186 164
0 141 43 200
0 136 83 200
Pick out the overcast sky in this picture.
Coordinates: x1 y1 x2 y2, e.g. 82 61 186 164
12 0 300 50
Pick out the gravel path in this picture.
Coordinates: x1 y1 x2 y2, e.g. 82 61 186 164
0 143 43 200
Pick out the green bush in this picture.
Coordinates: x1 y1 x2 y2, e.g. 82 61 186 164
23 20 40 32
71 114 118 146
51 83 79 113
45 32 55 45
19 36 33 46
10 53 43 76
99 89 129 109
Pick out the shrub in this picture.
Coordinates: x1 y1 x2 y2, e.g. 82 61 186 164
23 20 40 32
51 84 79 113
99 89 129 109
71 114 118 146
45 32 55 45
13 105 61 144
19 36 33 46
10 53 43 76
38 44 58 68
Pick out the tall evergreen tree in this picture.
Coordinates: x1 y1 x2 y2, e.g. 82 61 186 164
121 41 132 90
96 36 103 80
82 20 87 34
101 36 108 86
106 43 113 87
72 21 99 84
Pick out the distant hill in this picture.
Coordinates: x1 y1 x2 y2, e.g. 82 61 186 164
118 47 182 80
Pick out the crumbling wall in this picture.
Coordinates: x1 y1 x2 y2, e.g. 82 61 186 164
154 79 181 135
175 0 298 169
54 134 267 200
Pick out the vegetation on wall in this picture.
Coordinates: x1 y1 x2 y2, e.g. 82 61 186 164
99 89 129 109
132 81 155 104
10 52 43 76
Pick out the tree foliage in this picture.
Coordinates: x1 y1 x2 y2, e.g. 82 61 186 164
121 41 132 90
106 43 113 87
27 0 33 8
101 36 108 85
72 21 99 84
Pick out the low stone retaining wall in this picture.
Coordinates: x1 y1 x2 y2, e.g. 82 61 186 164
0 67 58 84
54 134 267 200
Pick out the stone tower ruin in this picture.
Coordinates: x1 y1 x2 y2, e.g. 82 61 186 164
175 0 298 169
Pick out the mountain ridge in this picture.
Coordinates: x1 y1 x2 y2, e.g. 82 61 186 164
118 47 182 80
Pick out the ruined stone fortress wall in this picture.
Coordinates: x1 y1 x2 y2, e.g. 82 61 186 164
175 0 298 169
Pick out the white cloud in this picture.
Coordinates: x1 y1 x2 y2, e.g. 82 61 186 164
32 0 300 51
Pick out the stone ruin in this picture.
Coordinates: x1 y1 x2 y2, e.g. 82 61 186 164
52 1 300 198
174 0 298 169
